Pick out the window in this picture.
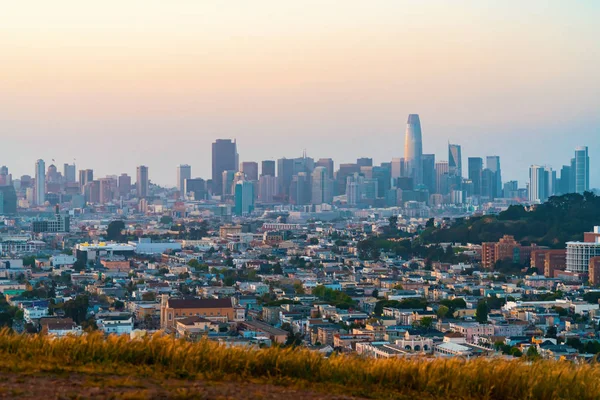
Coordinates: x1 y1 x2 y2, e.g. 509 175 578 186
168 313 172 320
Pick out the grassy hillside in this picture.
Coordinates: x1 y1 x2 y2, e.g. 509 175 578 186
0 330 599 399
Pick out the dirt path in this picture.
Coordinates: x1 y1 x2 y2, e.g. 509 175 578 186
0 372 365 400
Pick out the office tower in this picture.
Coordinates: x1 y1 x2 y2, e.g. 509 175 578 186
63 164 76 183
221 170 236 197
356 157 373 168
289 173 311 205
360 166 373 179
20 175 32 189
448 143 462 177
136 165 149 198
79 169 94 192
391 158 404 181
184 178 206 200
234 181 255 216
176 164 191 195
211 139 238 196
335 163 360 196
372 165 391 198
258 175 277 203
311 167 334 205
0 186 17 215
574 146 590 194
0 166 10 187
529 165 552 203
34 159 46 206
277 158 295 199
481 169 494 199
346 173 364 206
118 174 132 197
404 114 424 185
435 161 449 195
293 155 314 175
316 158 334 179
99 177 117 204
468 157 483 196
503 181 519 199
261 160 276 177
486 156 502 198
240 161 259 181
559 165 571 195
84 180 100 204
421 154 435 193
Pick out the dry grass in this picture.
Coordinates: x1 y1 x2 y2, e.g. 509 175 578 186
0 329 598 399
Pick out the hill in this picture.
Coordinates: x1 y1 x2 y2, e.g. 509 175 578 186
0 330 598 399
420 192 600 247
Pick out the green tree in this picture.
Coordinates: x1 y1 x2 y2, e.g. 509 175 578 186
526 346 540 360
475 300 489 323
106 220 125 242
437 305 450 319
63 295 90 324
160 215 173 225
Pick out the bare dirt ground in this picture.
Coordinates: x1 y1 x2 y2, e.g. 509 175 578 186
0 372 366 400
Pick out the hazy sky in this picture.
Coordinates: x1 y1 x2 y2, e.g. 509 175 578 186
1 1 599 187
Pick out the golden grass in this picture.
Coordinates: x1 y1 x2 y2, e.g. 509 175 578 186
0 329 598 399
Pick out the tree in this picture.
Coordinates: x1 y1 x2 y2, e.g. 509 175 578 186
437 305 450 319
63 295 90 324
309 237 319 245
526 346 540 360
419 317 434 329
372 289 379 299
545 325 557 339
160 215 173 225
106 220 125 242
141 292 156 302
113 300 125 311
475 300 489 324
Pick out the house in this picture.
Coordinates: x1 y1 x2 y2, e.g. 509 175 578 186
96 313 134 335
175 316 215 339
39 317 82 337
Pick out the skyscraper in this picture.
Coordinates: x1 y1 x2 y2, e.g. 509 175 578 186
79 169 94 189
277 158 295 199
184 178 206 200
0 186 17 215
211 139 238 196
421 154 436 193
559 165 572 195
63 163 76 183
136 165 149 198
468 157 483 196
118 174 132 197
261 160 276 177
240 161 259 181
222 170 236 197
258 175 277 203
404 114 423 185
316 158 334 179
486 156 502 198
435 161 449 195
574 146 590 194
448 143 462 177
529 165 552 204
391 158 404 181
35 159 45 206
311 166 334 205
176 165 191 195
335 163 360 196
356 158 373 168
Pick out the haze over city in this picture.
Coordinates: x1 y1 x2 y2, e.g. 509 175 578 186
2 1 599 187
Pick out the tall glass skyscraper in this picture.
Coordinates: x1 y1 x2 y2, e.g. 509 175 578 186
35 159 45 206
448 143 462 177
211 139 238 196
468 157 483 196
574 146 590 194
404 114 423 185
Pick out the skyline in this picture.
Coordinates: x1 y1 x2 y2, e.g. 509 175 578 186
2 1 599 186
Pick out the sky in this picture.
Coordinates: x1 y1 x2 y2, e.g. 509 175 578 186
1 1 599 187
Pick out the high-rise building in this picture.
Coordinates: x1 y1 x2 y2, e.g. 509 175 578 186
468 157 483 196
118 174 132 197
335 163 360 196
316 158 334 179
503 181 519 199
79 169 94 195
346 173 364 206
486 156 502 198
391 158 405 181
293 156 314 175
372 165 391 198
435 161 449 195
558 165 571 195
99 177 117 204
574 146 590 194
258 175 277 203
0 186 17 215
0 166 9 187
136 165 149 198
261 160 276 177
277 158 295 199
356 158 373 168
63 164 76 183
184 178 206 200
176 165 191 195
404 114 423 185
234 181 255 216
221 170 236 197
211 139 238 196
529 165 552 204
240 162 259 181
448 143 462 178
421 154 436 193
311 167 334 205
289 173 311 205
35 159 46 206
